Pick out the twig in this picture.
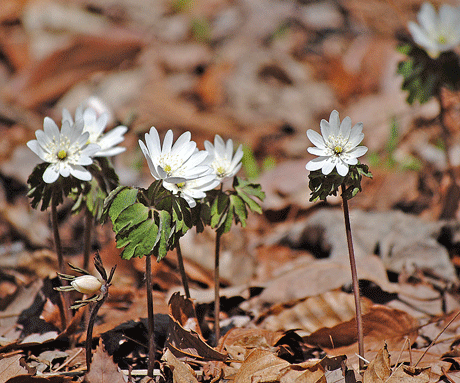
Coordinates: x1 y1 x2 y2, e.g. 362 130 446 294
415 310 460 367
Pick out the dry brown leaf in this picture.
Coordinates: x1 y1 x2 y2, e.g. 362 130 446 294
166 293 227 361
0 354 28 381
6 376 70 382
387 365 430 383
4 31 144 108
84 339 125 383
234 349 290 383
363 345 391 383
256 291 373 334
304 305 418 353
162 348 199 383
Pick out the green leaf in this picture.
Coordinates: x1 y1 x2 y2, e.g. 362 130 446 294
114 202 149 233
230 194 248 227
104 187 139 224
156 210 171 261
117 217 159 260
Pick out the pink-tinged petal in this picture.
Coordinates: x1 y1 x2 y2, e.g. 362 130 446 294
162 130 174 154
339 116 352 139
69 165 92 181
43 165 60 183
307 129 326 149
27 140 47 161
307 147 328 156
336 161 349 176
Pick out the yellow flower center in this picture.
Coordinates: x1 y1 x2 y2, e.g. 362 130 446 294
164 164 172 172
334 146 343 154
438 35 447 44
217 166 226 176
177 182 186 189
57 150 67 160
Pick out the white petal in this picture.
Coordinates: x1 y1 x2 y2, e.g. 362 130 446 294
320 120 332 142
418 2 437 35
307 147 328 156
306 130 326 149
348 145 368 158
328 110 340 134
162 130 174 154
27 140 48 161
306 157 328 171
321 158 336 175
171 131 192 155
146 127 161 160
43 117 60 139
336 161 349 176
347 123 364 147
43 164 60 183
339 116 352 140
61 108 73 125
70 165 92 181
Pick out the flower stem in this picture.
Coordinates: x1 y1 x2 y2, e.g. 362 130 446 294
176 241 190 299
341 184 365 372
145 254 156 377
51 191 69 328
214 231 222 343
86 293 107 372
83 209 92 271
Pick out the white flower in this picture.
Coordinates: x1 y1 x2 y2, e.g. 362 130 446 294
71 275 102 295
164 175 221 207
408 2 460 59
62 105 127 157
204 135 243 180
139 126 211 184
27 117 100 183
306 110 368 177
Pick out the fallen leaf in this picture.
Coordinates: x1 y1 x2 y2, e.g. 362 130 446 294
84 339 125 383
234 349 290 383
363 345 391 383
304 305 418 353
6 376 70 382
166 293 227 361
0 354 29 381
387 365 430 383
162 348 199 383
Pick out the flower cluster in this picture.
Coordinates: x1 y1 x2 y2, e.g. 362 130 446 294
27 101 127 184
139 128 243 207
408 2 460 59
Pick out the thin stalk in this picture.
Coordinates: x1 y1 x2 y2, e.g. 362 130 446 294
51 191 69 328
83 210 92 271
86 294 108 372
214 231 222 342
176 241 190 299
341 184 365 372
145 254 156 377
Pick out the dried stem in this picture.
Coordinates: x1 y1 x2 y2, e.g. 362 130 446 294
214 231 222 342
176 241 190 299
145 254 156 377
83 210 92 271
341 184 365 372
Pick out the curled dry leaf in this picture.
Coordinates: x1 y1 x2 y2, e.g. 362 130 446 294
162 348 199 383
0 354 29 381
166 293 227 361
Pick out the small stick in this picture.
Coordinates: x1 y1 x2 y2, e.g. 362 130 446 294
214 231 222 342
145 253 156 377
176 241 190 299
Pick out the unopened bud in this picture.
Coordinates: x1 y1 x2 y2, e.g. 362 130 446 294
71 275 102 295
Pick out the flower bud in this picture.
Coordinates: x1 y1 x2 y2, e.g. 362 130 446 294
71 275 102 295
